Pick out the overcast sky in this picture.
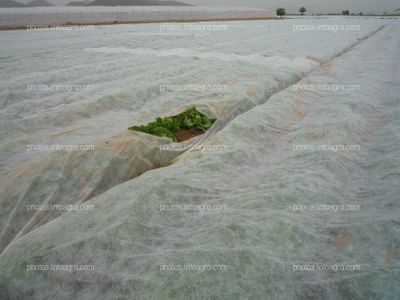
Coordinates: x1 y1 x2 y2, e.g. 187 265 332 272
19 0 400 14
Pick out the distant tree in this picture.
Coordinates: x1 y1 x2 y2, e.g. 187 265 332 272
359 12 363 16
299 7 306 15
277 8 286 18
342 10 350 15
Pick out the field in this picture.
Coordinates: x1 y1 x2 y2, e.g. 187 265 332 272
0 16 399 299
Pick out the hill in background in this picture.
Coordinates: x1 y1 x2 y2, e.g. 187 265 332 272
0 0 54 7
26 0 54 6
68 0 190 6
0 0 26 7
1 0 190 7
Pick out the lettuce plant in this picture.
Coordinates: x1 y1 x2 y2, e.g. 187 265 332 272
129 107 216 141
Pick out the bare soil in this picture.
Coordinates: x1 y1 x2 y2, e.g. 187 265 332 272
176 128 204 142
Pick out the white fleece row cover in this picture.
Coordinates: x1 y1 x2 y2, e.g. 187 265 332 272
0 17 399 299
0 6 275 27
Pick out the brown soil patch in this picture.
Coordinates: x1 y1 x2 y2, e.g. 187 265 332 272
312 129 329 139
317 62 335 75
52 127 81 138
384 248 395 266
305 55 321 64
292 98 308 121
67 164 76 173
332 228 351 248
63 99 75 105
246 90 256 97
176 128 204 142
